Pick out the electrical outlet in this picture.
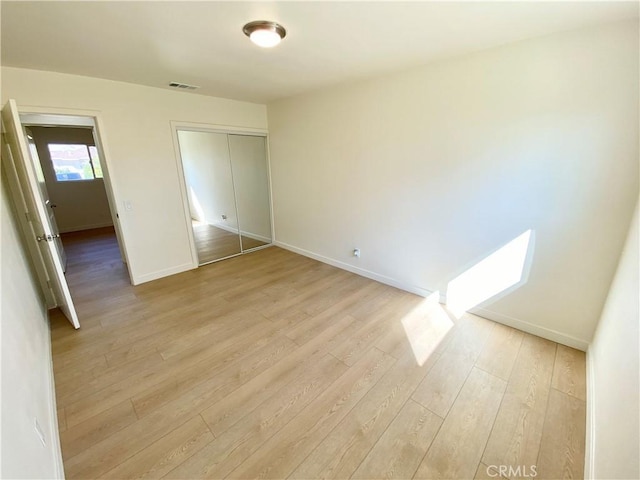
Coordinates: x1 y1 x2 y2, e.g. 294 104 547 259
353 248 361 258
34 418 46 447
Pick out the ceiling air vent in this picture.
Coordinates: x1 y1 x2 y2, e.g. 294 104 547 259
168 82 200 90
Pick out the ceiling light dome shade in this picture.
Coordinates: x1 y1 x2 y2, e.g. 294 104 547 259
243 21 286 48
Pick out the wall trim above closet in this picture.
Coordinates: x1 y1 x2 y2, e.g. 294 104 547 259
170 121 274 269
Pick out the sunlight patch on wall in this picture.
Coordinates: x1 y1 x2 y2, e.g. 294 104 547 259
401 291 454 366
189 186 206 222
446 229 534 318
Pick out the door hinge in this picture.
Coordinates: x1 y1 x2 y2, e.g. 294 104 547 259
46 280 52 289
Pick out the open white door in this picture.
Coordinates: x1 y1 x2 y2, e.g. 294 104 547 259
24 126 68 271
2 99 79 329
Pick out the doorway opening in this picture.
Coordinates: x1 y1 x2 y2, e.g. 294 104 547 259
2 102 132 329
19 113 129 280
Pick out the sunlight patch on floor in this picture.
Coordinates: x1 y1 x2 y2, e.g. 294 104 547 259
401 291 454 366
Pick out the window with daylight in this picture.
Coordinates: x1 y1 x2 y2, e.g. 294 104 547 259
47 144 103 181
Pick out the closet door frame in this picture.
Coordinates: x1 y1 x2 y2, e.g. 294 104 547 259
170 121 273 269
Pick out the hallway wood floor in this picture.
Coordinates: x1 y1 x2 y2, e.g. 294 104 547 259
51 229 586 479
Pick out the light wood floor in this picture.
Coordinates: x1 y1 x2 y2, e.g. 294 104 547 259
52 229 586 480
192 222 268 264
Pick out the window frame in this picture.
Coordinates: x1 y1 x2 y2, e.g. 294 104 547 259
47 143 103 182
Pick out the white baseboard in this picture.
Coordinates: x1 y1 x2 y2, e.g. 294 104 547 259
133 261 196 285
274 241 433 297
241 230 272 244
585 349 596 479
207 222 272 244
60 221 114 233
209 221 239 235
467 306 589 351
437 291 589 350
277 241 589 351
45 302 65 479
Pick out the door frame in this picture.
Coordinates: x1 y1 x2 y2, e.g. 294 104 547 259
18 105 134 284
170 121 273 269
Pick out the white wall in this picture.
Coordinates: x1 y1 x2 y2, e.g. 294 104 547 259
1 173 63 479
1 67 268 284
267 19 639 347
178 130 239 231
28 126 113 233
586 199 639 479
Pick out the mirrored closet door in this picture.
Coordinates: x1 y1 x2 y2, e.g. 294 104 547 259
228 134 272 252
177 129 272 265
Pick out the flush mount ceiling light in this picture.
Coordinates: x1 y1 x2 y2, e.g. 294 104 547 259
243 20 286 48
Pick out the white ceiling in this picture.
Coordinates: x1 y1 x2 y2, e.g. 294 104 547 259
2 1 638 104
